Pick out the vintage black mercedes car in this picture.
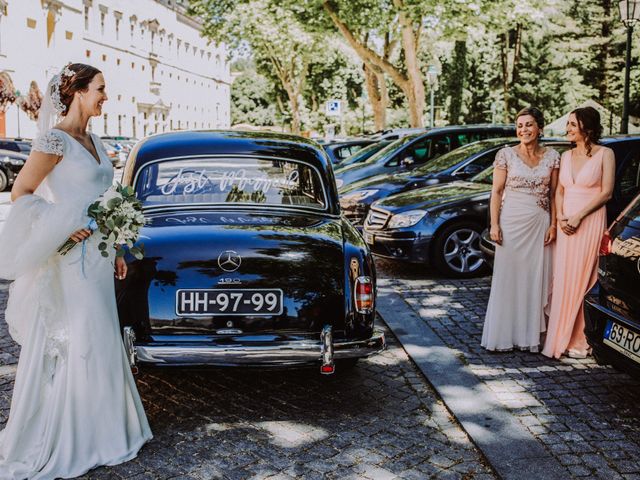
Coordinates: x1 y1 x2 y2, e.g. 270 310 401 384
118 131 385 374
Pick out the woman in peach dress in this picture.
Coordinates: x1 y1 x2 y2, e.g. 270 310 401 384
542 107 615 359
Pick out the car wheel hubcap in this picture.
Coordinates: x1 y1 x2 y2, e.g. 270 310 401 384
443 228 483 273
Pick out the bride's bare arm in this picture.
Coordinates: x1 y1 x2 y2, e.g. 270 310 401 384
12 151 92 243
11 151 59 201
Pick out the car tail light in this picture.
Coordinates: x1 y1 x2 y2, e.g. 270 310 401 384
354 276 374 314
599 230 612 256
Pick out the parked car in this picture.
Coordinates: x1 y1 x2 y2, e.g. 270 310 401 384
334 124 516 188
480 136 640 265
340 138 519 227
117 130 385 374
101 138 135 168
370 128 426 141
361 140 571 277
322 139 375 165
339 140 393 168
584 193 640 377
0 138 31 155
0 149 27 191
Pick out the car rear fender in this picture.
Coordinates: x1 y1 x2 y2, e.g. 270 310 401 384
341 217 376 338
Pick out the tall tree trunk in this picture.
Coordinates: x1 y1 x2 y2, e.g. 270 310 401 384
322 0 425 127
500 24 523 121
396 0 425 127
363 62 387 131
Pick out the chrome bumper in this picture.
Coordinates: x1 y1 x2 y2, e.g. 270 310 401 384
123 326 385 372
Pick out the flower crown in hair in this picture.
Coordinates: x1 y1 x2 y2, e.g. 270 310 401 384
50 64 76 114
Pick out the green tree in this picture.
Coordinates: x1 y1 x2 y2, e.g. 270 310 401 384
189 0 322 134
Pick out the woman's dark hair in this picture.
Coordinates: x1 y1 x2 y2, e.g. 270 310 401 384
515 106 545 132
58 63 102 115
571 106 602 156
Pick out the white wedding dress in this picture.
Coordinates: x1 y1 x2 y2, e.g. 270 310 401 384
0 128 152 479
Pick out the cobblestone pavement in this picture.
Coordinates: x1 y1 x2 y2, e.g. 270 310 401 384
0 281 495 479
377 259 640 480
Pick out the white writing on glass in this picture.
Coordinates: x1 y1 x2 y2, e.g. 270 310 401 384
159 168 301 196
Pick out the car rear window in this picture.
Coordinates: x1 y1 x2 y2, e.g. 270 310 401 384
135 157 327 210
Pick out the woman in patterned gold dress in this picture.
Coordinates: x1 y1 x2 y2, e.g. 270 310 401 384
482 107 560 352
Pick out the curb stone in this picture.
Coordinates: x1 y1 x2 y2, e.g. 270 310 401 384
376 286 569 480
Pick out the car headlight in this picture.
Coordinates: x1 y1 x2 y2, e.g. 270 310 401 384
387 210 427 229
341 189 379 203
2 156 24 166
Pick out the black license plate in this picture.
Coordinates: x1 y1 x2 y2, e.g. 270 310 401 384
176 289 283 316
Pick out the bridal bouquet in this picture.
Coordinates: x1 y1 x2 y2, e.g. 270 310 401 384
58 183 146 259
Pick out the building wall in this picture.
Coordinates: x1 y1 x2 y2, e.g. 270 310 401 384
0 0 230 139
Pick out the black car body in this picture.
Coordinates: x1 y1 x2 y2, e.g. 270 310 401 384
118 130 385 373
340 138 519 227
0 138 31 155
362 141 571 277
322 139 375 165
480 136 640 265
0 149 27 191
585 194 640 377
334 125 516 188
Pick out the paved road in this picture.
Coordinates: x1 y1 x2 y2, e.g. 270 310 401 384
0 280 495 479
377 259 640 480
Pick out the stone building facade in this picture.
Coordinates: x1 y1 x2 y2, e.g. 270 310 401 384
0 0 230 139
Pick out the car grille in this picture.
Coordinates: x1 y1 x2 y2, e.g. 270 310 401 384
365 207 391 230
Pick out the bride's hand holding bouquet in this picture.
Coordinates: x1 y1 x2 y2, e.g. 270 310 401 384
58 183 146 266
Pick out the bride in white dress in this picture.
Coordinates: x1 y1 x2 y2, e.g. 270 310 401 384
0 63 152 479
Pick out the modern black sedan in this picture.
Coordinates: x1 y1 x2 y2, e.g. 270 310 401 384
585 194 640 377
339 138 519 227
0 149 27 191
118 131 385 374
361 141 571 277
334 124 515 188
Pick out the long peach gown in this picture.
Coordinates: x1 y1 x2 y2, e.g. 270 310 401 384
542 147 607 359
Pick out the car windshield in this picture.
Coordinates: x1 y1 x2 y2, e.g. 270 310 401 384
340 141 392 167
350 134 419 168
411 141 504 175
135 157 327 210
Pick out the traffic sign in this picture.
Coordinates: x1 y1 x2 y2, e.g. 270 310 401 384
326 100 341 116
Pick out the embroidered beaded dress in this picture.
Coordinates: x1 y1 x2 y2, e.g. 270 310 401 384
0 129 152 479
481 146 560 352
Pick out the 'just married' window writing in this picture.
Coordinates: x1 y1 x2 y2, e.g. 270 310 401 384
135 157 327 209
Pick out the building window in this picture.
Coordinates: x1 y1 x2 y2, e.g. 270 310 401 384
132 118 136 138
116 58 121 65
103 113 108 134
26 18 36 29
102 54 107 62
131 62 135 69
86 49 91 58
118 115 122 135
100 12 105 35
130 23 134 40
84 6 89 30
65 31 73 40
115 18 120 39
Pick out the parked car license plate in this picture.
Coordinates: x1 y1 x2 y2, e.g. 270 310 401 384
603 320 640 364
364 232 374 244
176 289 283 316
